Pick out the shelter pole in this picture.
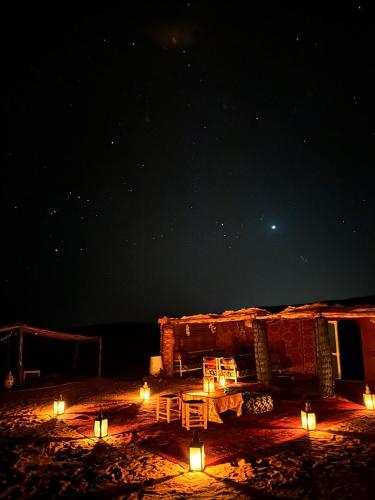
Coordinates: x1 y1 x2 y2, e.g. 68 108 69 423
253 320 272 385
97 337 102 377
160 325 175 376
315 318 334 397
18 328 24 384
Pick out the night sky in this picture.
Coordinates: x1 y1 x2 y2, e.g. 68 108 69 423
3 2 375 327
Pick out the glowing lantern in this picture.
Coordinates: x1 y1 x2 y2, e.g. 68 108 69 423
3 371 14 390
203 376 215 393
189 430 205 472
94 409 108 438
301 401 316 430
218 375 226 388
53 394 65 415
363 384 375 410
140 381 151 401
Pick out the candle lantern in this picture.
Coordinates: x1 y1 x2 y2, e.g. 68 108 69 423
363 384 375 410
94 409 108 438
203 376 215 393
3 371 14 390
53 394 65 415
189 430 205 471
140 381 151 401
218 375 226 388
301 401 316 430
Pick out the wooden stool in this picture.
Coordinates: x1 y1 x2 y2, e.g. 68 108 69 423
156 393 181 423
182 399 208 430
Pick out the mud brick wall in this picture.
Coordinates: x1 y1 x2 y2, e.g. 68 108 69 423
215 321 253 355
171 320 253 359
174 323 215 353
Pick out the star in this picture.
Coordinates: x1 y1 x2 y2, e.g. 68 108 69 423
271 225 277 230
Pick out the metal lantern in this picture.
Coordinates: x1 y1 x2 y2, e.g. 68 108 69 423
189 430 205 472
94 409 108 438
140 381 151 401
301 401 316 430
53 394 65 415
203 376 215 393
3 371 15 390
363 384 375 410
218 375 226 388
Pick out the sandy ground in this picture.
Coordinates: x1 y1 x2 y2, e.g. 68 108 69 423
1 377 375 499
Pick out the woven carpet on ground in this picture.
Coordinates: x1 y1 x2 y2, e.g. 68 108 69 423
139 398 367 467
59 397 366 467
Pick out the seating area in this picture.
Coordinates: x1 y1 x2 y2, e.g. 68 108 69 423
154 351 323 434
202 354 256 382
174 349 218 377
173 345 263 380
155 376 262 429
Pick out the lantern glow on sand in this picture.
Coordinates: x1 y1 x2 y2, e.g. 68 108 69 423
94 409 108 438
363 384 375 410
189 430 205 472
301 401 316 430
53 394 65 415
140 381 151 401
203 376 215 393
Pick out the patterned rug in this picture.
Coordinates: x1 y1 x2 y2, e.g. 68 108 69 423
61 397 367 467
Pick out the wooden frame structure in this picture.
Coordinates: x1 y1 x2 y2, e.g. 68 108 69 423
0 323 102 384
159 301 375 396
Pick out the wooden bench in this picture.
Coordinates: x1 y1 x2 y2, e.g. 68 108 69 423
23 370 41 383
212 352 256 382
174 349 216 377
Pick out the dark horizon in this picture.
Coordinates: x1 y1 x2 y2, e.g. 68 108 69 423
3 293 375 332
3 2 375 328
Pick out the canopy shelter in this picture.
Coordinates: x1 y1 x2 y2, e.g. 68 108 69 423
159 301 375 397
0 323 102 383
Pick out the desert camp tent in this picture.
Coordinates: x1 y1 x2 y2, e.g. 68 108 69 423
159 301 375 396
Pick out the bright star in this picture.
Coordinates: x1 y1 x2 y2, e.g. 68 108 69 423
271 225 277 230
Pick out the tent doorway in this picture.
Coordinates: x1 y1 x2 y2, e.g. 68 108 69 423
338 320 364 381
327 321 341 379
328 320 365 381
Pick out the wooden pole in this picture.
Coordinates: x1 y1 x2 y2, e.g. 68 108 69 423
6 334 12 371
73 343 79 372
253 320 272 385
97 337 102 377
18 328 24 384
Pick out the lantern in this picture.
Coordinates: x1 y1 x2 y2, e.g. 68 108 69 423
53 394 65 415
140 381 151 401
218 375 226 388
189 430 205 472
301 401 316 430
203 376 215 393
363 384 375 410
3 371 14 390
94 409 108 438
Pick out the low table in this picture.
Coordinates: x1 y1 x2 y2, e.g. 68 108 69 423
182 390 243 424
